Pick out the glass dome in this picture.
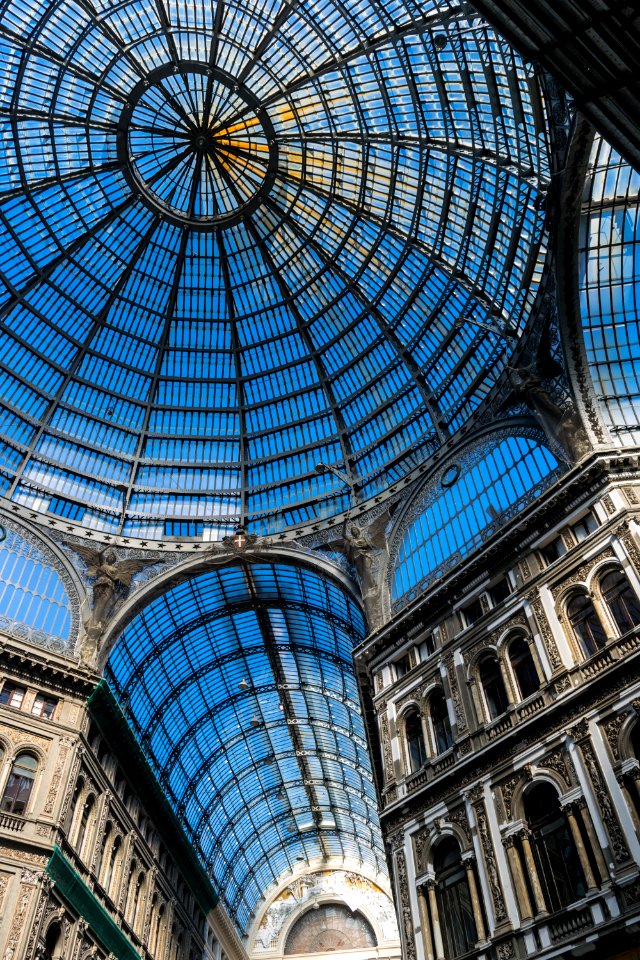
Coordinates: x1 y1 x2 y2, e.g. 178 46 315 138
106 560 383 931
0 0 550 539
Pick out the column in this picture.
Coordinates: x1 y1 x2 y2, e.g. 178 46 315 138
498 656 517 706
503 836 533 921
564 802 597 891
519 830 547 916
426 879 445 960
417 886 435 960
618 771 640 835
576 797 610 879
463 856 487 942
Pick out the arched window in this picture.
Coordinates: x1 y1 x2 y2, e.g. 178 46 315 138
1 752 37 814
148 894 160 956
75 793 95 859
479 656 509 720
104 835 122 899
97 822 112 884
434 837 477 957
132 871 146 931
42 922 63 960
508 636 540 700
625 723 640 822
600 569 640 634
430 689 453 754
566 592 607 657
524 782 586 911
405 709 427 773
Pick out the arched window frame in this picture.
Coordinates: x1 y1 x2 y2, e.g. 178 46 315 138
96 820 112 885
75 791 97 862
504 632 542 702
0 749 40 816
596 564 640 637
42 920 65 960
401 705 428 775
522 779 588 912
426 687 454 756
563 588 609 660
131 870 147 934
613 715 640 832
475 652 511 723
432 834 478 958
68 777 86 845
104 832 124 902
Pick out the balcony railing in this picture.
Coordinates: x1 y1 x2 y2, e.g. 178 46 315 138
0 811 25 831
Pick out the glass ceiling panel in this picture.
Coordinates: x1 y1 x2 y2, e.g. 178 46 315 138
579 136 640 443
106 561 382 933
0 0 550 538
392 435 561 607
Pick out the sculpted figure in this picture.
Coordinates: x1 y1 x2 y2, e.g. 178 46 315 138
322 507 397 630
507 365 591 463
71 546 157 641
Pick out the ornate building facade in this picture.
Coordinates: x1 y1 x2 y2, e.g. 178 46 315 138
357 454 640 960
0 637 246 960
0 0 637 959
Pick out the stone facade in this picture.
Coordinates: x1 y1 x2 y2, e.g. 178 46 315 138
0 641 246 960
357 455 640 960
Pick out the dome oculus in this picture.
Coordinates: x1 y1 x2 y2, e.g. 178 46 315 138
118 64 278 228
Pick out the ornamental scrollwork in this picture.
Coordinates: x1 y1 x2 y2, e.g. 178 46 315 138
536 747 575 789
602 711 631 762
471 795 507 923
527 595 562 670
578 739 629 864
394 850 416 960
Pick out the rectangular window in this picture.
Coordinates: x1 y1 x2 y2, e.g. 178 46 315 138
419 634 436 659
461 597 483 627
395 654 411 679
31 694 58 720
488 578 511 606
541 535 566 565
572 512 598 543
0 683 26 709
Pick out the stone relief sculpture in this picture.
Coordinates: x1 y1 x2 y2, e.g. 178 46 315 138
319 507 397 630
70 546 159 651
506 365 591 463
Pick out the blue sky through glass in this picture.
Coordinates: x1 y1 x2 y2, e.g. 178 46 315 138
392 436 560 604
579 137 640 443
0 0 550 538
106 561 383 931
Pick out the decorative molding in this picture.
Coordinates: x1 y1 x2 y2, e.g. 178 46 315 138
43 745 69 816
443 654 467 732
601 711 631 762
0 873 9 912
577 738 630 864
536 747 575 789
3 879 34 959
414 828 429 875
394 850 416 960
527 595 562 670
549 547 616 600
380 713 395 786
470 793 507 923
0 723 50 754
0 848 47 867
447 807 472 846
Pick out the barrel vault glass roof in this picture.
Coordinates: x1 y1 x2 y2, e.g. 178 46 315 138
0 0 551 538
106 561 384 932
